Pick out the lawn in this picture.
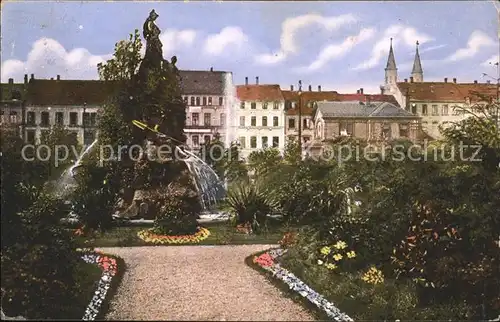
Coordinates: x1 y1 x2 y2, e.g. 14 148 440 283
66 261 103 319
75 220 286 247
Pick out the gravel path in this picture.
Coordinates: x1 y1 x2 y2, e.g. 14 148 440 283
102 245 315 321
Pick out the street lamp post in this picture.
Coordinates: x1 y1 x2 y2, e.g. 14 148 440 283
298 80 303 155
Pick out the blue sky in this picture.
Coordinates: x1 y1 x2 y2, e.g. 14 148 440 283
1 1 499 93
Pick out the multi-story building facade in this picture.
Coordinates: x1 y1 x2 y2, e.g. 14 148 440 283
180 70 232 149
0 77 26 138
380 39 498 139
235 77 286 159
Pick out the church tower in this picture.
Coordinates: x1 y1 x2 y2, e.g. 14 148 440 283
411 41 424 82
382 38 398 94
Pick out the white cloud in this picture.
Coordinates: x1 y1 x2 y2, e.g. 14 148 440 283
352 24 433 71
481 54 499 66
445 30 496 62
298 28 375 72
203 26 249 56
255 13 357 65
160 29 197 56
1 38 109 82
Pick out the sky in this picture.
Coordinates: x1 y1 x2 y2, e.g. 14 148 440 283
1 1 499 94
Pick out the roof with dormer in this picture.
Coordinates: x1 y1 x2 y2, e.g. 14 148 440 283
314 101 418 119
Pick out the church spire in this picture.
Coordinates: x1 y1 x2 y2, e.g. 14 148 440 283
385 38 397 70
411 40 423 82
383 38 398 91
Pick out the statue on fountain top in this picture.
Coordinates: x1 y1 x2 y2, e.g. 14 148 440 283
141 9 164 71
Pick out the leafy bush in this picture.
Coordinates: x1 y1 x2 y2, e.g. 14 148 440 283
226 180 277 232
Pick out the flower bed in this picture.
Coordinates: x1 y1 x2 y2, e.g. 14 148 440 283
79 249 121 320
251 248 353 321
137 227 210 245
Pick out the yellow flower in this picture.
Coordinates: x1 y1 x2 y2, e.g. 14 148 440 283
332 253 343 261
334 241 347 250
325 263 337 270
361 266 384 284
347 251 356 258
320 246 331 255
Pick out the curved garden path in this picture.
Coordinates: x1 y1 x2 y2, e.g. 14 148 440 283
102 245 315 321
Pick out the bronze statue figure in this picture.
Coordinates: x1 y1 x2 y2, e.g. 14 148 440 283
142 9 163 69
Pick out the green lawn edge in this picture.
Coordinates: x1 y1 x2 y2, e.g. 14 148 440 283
244 248 333 321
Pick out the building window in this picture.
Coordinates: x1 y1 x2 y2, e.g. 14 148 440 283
453 107 462 116
272 136 279 148
90 113 97 126
422 104 428 115
190 97 195 106
339 122 353 135
220 113 226 127
83 112 90 126
273 116 279 126
303 136 311 143
240 101 245 109
204 113 211 126
399 123 409 137
262 136 268 148
219 97 223 106
41 112 50 127
70 112 78 126
204 135 211 143
239 136 246 148
183 96 188 104
382 123 391 139
251 116 256 126
273 101 279 109
303 118 308 129
11 90 21 100
27 112 35 125
208 97 212 105
56 112 64 125
411 104 417 114
196 97 201 106
432 105 439 116
239 116 245 126
192 113 200 126
9 111 18 123
203 97 207 106
442 105 449 116
26 130 36 144
288 118 296 129
263 102 268 109
192 135 199 147
250 136 257 148
262 116 267 127
251 102 256 109
84 130 96 145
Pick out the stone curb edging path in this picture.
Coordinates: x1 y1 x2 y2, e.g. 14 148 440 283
253 248 353 321
101 245 314 321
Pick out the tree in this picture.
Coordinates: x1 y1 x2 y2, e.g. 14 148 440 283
39 124 80 180
199 134 226 178
283 139 302 165
247 148 282 177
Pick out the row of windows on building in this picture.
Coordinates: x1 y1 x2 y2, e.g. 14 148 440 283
1 110 98 127
407 104 470 116
183 96 224 107
187 112 226 126
24 129 97 145
239 115 282 127
288 118 312 130
334 122 410 138
238 136 281 149
240 101 281 109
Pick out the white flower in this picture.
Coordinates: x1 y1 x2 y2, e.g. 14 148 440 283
317 259 324 265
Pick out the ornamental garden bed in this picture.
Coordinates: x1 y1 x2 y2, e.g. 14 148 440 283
79 250 125 320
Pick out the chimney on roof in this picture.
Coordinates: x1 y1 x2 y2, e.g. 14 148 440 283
30 74 34 80
318 85 321 92
487 80 491 84
453 78 457 83
359 88 364 94
210 67 213 72
57 75 60 81
410 77 414 83
50 77 54 80
245 77 248 85
290 85 294 91
8 78 13 85
356 89 360 94
24 74 28 84
404 78 408 82
256 76 259 85
474 80 477 84
308 85 312 91
444 78 448 83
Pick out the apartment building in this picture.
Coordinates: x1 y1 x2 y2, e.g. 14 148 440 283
0 77 26 137
236 77 286 159
181 70 231 149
